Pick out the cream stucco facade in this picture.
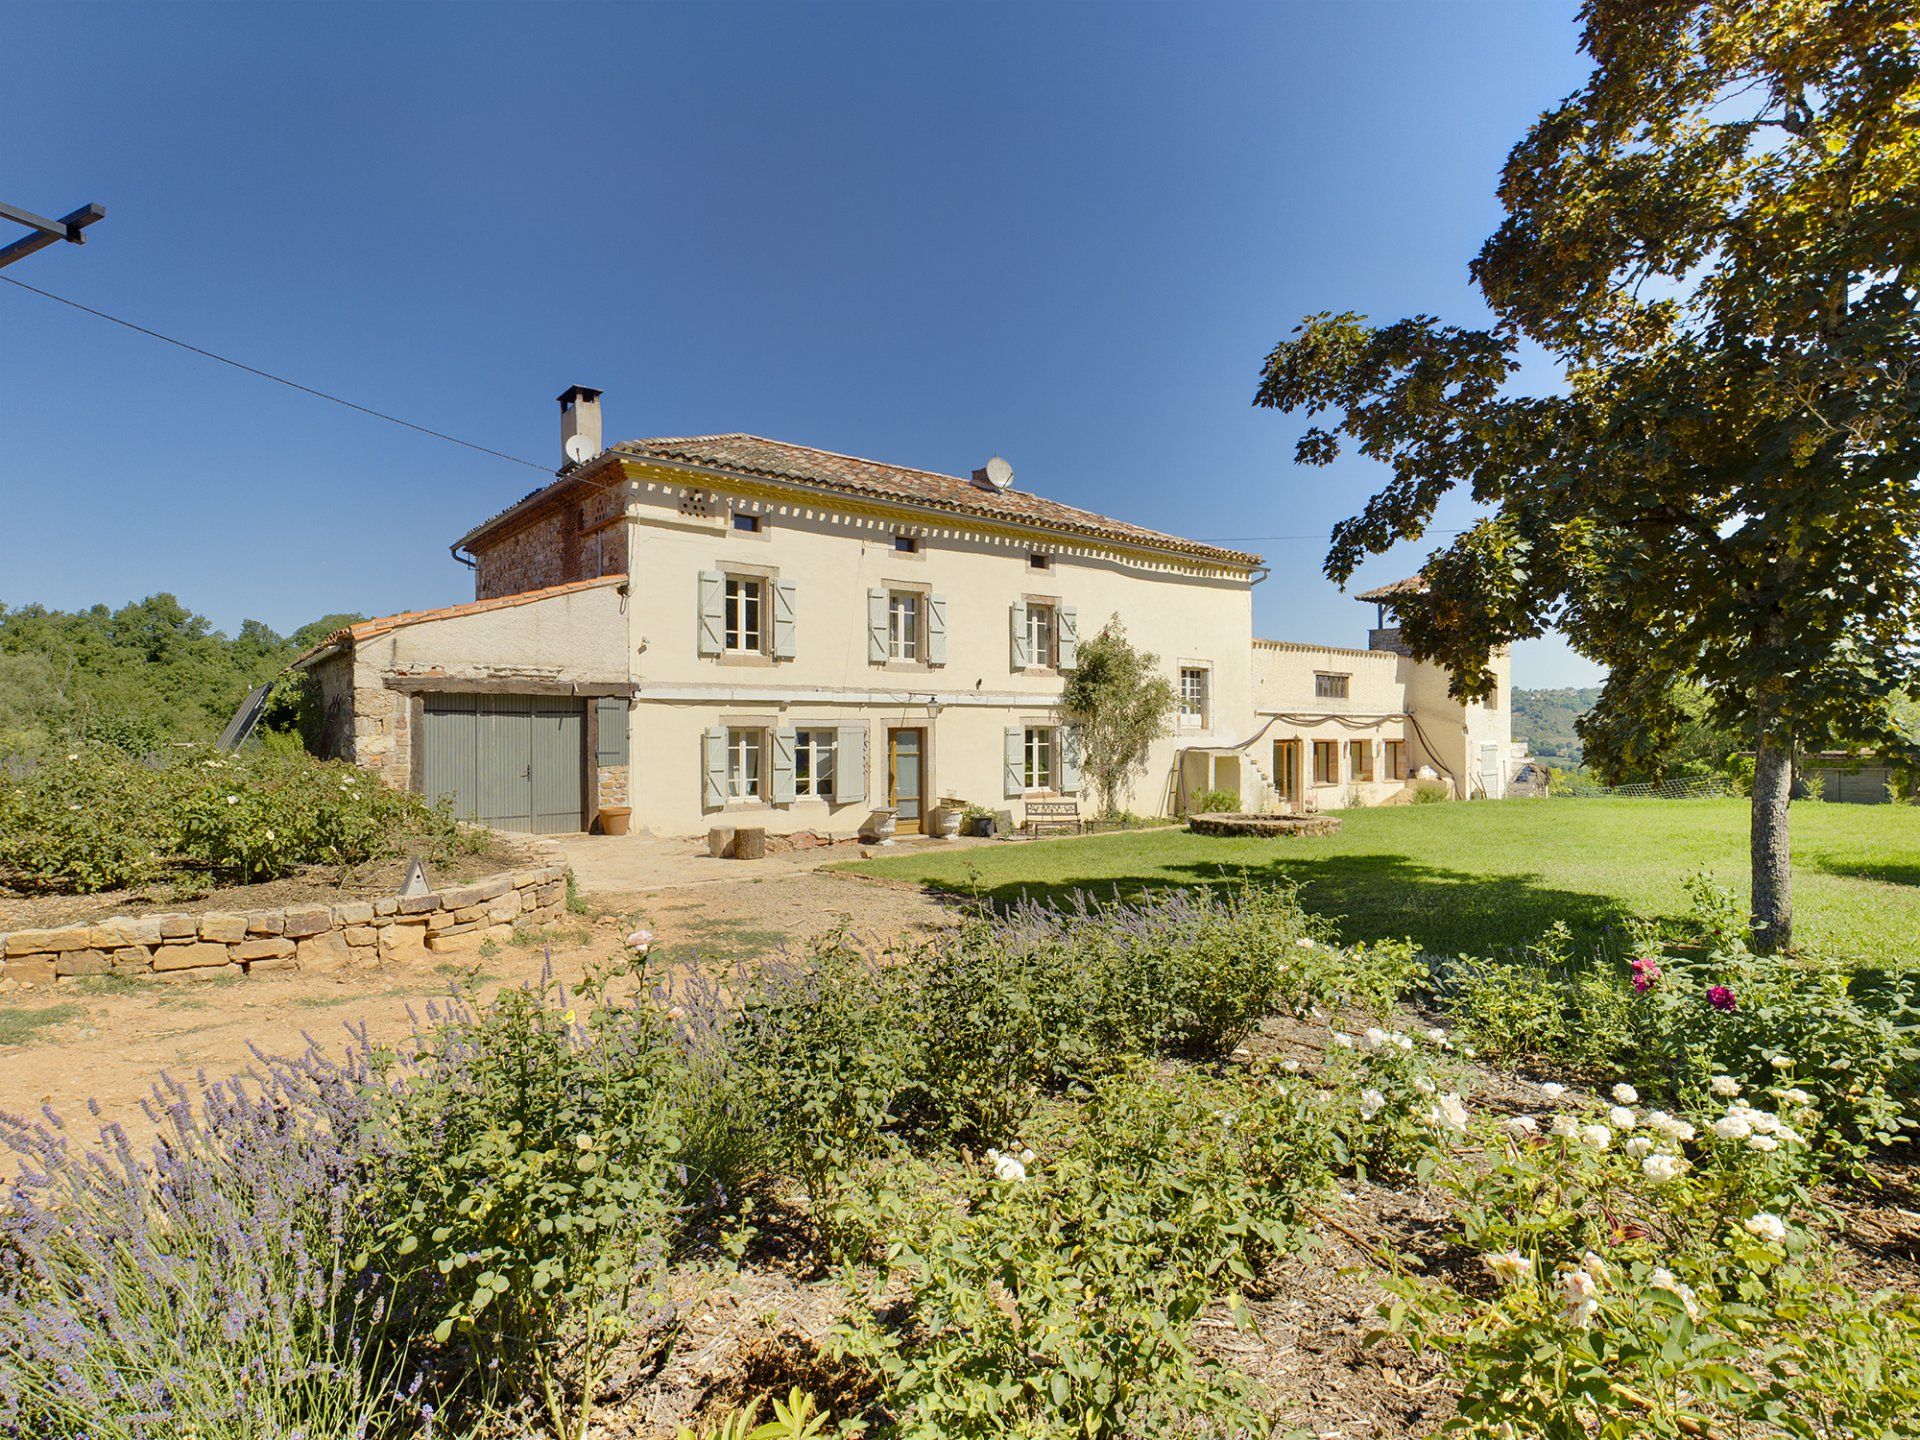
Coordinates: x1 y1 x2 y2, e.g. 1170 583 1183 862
298 404 1515 836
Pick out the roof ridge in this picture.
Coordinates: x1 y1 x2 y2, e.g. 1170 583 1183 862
625 432 973 488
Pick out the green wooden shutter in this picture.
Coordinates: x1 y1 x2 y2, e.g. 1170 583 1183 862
701 726 727 809
1058 607 1079 670
593 696 629 767
1004 726 1024 797
1010 601 1030 669
867 589 888 664
771 727 797 804
1059 725 1082 793
772 580 797 660
697 572 725 656
834 724 867 803
926 593 948 667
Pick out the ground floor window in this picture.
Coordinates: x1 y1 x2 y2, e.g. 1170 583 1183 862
727 727 764 801
1024 726 1054 790
1179 666 1209 726
1385 739 1408 780
1312 739 1340 785
794 728 836 798
1349 739 1374 781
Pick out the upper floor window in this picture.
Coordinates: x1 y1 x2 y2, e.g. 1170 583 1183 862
732 512 762 534
888 592 920 661
1026 603 1056 667
725 576 763 652
1179 667 1209 725
1029 552 1052 571
1314 672 1351 700
894 535 919 554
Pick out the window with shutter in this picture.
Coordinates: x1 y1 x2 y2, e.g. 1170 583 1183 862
867 589 888 665
697 573 725 656
1009 601 1030 669
1059 726 1082 793
834 724 868 803
772 579 797 659
1003 727 1024 797
1058 607 1079 669
926 594 948 666
700 727 727 809
593 696 629 768
771 727 797 804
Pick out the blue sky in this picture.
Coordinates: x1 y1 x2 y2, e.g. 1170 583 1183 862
1 0 1602 688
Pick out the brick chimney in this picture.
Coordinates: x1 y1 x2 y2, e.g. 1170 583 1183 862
558 385 603 468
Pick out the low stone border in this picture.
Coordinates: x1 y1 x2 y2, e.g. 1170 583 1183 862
1186 812 1343 838
0 838 572 988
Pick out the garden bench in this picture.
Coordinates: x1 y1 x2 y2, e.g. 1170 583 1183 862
1024 799 1082 836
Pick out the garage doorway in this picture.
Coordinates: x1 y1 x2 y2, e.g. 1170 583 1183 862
422 694 585 832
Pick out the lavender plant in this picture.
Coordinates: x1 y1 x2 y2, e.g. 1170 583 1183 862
0 1044 410 1440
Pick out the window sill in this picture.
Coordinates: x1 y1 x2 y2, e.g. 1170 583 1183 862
716 652 775 667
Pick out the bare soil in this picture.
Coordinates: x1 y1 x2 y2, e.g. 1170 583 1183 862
0 833 536 932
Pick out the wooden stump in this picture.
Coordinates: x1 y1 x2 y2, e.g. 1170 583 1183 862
707 826 736 859
733 826 768 861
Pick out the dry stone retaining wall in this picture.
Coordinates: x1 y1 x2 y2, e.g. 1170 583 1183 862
0 842 572 988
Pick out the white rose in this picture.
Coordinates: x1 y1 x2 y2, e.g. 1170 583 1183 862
1780 1088 1813 1107
1642 1153 1688 1184
1609 1106 1638 1130
1359 1088 1386 1120
1579 1123 1613 1151
1364 1027 1388 1050
1429 1093 1470 1135
1770 1055 1794 1069
1296 936 1316 949
1712 1113 1752 1141
1412 1076 1437 1095
1742 1212 1788 1244
1558 1267 1599 1327
1647 1266 1701 1320
1540 1082 1567 1101
1551 1114 1580 1138
1331 1032 1354 1049
1612 1083 1639 1105
1747 1133 1780 1153
1625 1136 1654 1157
1710 1075 1741 1097
1745 1109 1781 1135
1505 1115 1539 1139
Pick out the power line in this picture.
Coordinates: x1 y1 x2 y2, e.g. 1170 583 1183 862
0 274 553 474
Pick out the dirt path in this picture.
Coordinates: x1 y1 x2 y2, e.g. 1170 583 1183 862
0 865 952 1143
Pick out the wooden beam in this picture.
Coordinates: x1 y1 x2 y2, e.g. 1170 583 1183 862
0 202 106 271
381 673 637 698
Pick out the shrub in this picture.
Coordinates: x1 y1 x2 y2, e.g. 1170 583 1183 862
833 1064 1334 1439
1187 786 1240 813
0 742 465 893
360 961 690 1439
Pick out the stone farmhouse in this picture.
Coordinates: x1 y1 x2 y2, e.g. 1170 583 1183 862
295 389 1513 835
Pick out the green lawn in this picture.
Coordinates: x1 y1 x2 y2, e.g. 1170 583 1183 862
838 798 1920 967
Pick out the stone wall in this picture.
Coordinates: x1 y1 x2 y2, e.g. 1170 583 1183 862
0 850 572 988
474 488 626 600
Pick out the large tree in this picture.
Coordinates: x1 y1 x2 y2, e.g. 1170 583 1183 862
1256 0 1920 951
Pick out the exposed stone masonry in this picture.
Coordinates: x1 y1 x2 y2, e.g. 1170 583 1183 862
0 847 572 988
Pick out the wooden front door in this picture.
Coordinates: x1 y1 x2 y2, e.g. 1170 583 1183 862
1273 739 1301 809
888 727 925 833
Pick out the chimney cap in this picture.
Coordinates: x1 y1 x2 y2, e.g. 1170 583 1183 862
557 385 604 406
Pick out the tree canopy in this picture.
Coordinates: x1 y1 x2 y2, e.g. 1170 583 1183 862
1256 0 1920 950
1059 617 1176 819
0 596 360 759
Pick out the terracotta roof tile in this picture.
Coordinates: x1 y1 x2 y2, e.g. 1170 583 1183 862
458 434 1262 568
1353 575 1427 603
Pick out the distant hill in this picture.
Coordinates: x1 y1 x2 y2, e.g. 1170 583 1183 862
1512 686 1601 767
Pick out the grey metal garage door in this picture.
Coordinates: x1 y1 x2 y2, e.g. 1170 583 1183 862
421 694 585 833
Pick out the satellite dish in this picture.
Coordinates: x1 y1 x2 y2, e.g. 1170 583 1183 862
972 456 1014 492
564 432 596 465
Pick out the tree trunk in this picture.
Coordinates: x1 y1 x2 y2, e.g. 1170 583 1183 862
1750 708 1793 954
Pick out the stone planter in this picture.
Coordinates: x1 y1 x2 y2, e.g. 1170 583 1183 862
859 808 899 845
928 805 964 839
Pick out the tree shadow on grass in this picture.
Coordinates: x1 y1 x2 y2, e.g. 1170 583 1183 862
925 851 1652 959
1802 854 1920 888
